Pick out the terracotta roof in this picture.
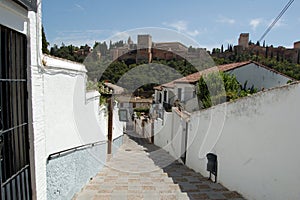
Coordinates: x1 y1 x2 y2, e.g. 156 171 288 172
154 60 295 90
154 61 252 90
174 61 252 84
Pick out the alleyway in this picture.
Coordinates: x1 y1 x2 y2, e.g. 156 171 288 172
74 133 245 200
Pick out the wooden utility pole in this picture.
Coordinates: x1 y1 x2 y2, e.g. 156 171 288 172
107 96 113 154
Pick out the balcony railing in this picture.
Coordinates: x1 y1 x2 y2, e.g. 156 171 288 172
13 0 37 12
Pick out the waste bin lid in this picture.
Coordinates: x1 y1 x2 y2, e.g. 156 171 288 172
206 153 217 161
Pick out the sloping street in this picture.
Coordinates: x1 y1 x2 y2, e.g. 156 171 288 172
74 134 244 200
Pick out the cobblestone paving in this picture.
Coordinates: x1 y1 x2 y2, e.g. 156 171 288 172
74 134 245 200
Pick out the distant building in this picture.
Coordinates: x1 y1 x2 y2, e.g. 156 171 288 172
153 61 294 113
238 33 249 50
103 82 125 94
109 34 208 63
294 41 300 49
136 34 152 63
213 33 300 64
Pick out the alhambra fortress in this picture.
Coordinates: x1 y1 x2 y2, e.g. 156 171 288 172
105 33 300 64
214 33 300 64
109 34 204 63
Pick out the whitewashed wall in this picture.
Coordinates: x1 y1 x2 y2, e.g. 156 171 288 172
0 0 51 198
154 112 173 153
43 55 106 156
154 110 183 160
169 109 186 160
154 109 188 161
98 106 108 138
228 63 292 90
134 118 152 142
113 102 125 141
42 56 108 200
186 82 300 200
98 102 125 141
174 83 195 102
27 4 47 199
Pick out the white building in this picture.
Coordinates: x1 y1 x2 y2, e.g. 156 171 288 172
153 61 293 113
0 1 124 199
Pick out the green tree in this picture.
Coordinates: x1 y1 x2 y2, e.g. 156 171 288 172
42 26 49 54
197 72 257 109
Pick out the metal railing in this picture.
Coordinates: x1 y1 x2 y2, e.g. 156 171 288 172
47 140 107 161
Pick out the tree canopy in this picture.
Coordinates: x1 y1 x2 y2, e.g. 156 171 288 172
197 72 257 109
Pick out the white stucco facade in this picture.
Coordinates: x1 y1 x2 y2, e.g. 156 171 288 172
153 62 293 115
154 110 188 160
228 63 292 90
0 0 49 199
43 55 107 156
1 2 124 198
154 81 300 200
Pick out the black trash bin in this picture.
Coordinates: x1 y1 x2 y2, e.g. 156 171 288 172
206 153 217 183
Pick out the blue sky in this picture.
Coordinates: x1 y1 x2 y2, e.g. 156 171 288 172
42 0 300 51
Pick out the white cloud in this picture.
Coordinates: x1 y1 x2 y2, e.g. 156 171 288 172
163 20 201 37
167 20 188 32
216 16 236 25
250 18 286 31
250 18 262 30
74 4 85 11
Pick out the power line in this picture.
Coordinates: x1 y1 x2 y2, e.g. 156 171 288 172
258 0 294 43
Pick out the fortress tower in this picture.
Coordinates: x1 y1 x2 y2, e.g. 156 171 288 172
238 33 249 50
136 34 152 63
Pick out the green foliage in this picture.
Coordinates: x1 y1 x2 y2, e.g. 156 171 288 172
100 95 107 106
86 81 99 91
42 26 49 54
86 59 199 94
212 48 220 54
50 44 87 63
197 72 257 109
93 41 108 55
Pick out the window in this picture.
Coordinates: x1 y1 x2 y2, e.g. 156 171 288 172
0 24 32 199
158 93 162 103
163 91 167 102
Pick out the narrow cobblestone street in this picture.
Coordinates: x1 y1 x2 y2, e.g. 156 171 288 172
74 134 245 200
